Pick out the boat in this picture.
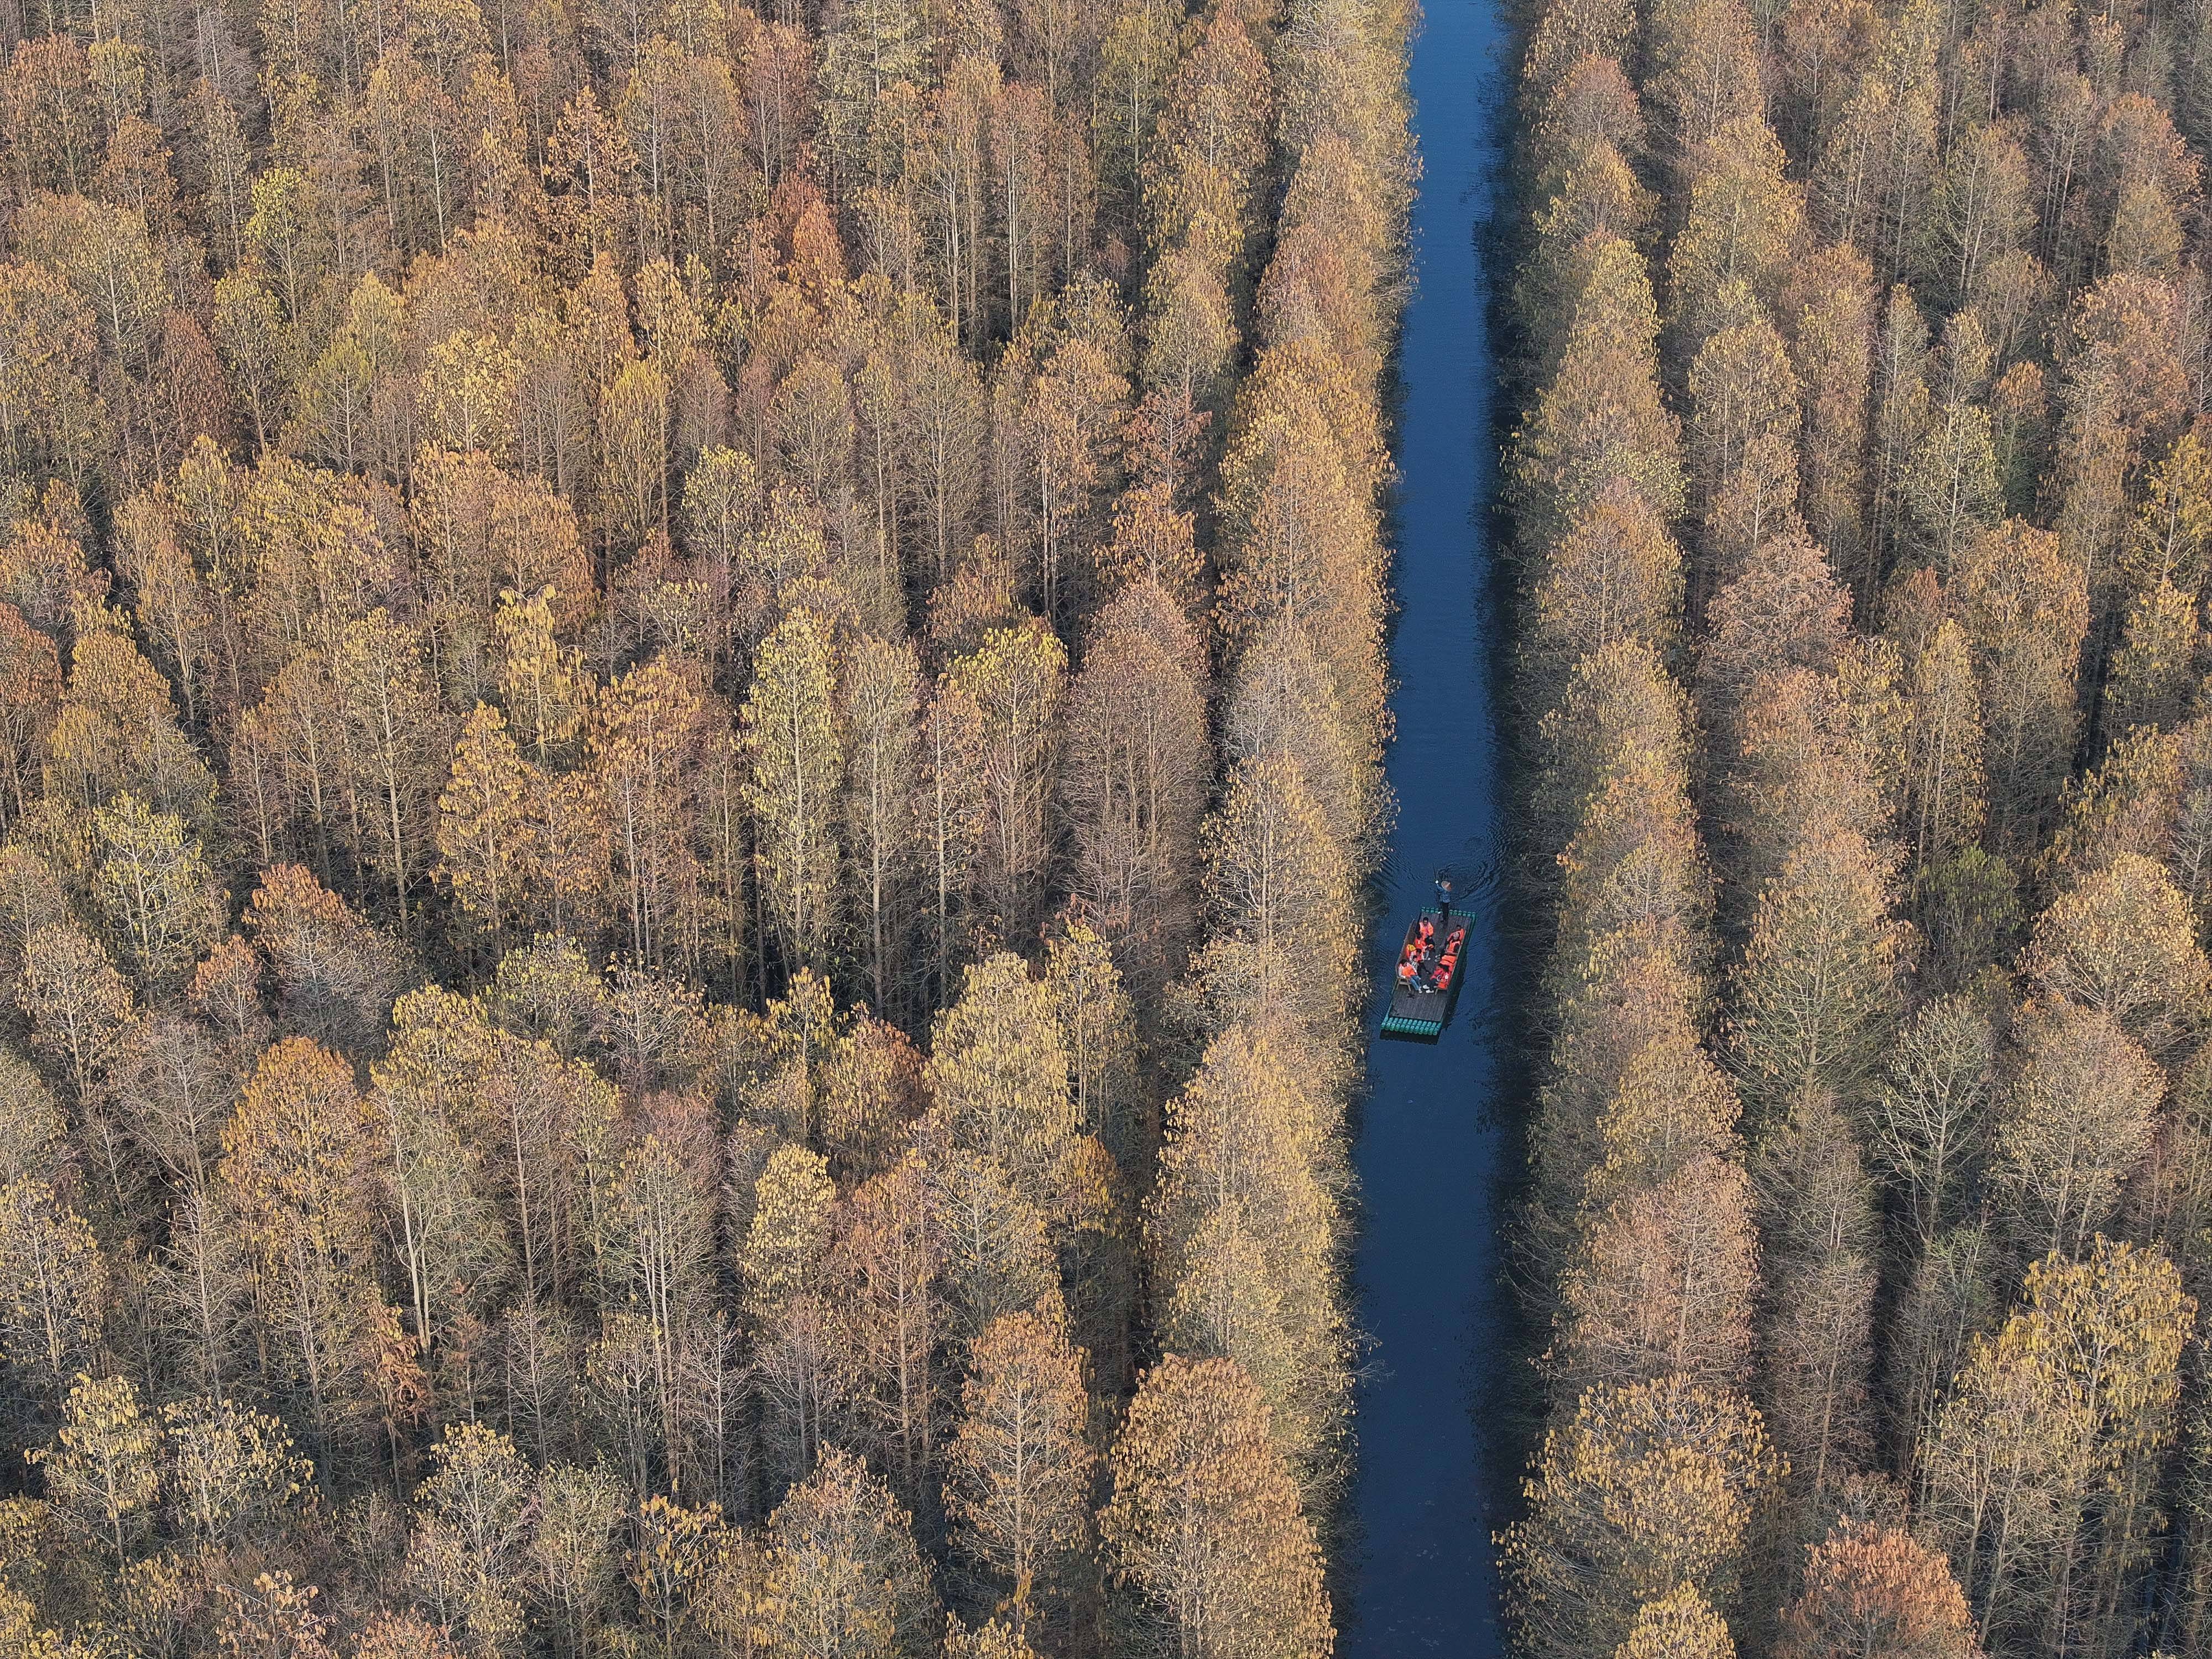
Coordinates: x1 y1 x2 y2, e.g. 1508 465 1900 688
1380 904 1469 1041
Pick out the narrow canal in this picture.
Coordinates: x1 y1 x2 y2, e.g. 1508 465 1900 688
1342 0 1514 1651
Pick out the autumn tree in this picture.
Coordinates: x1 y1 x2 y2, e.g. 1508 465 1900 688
767 1444 941 1658
1061 577 1209 982
1776 1520 1980 1659
1921 1240 2192 1648
219 1036 387 1467
2020 852 2210 1057
735 606 841 979
841 634 921 1015
1501 1375 1780 1659
1992 1001 2164 1257
30 1373 160 1564
947 1306 1095 1631
1149 1021 1346 1490
334 608 448 933
1869 994 1995 1249
1100 1354 1333 1659
940 623 1065 945
1727 822 1908 1120
0 1175 106 1414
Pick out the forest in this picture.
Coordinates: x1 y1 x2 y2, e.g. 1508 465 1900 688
0 0 1412 1637
1503 0 2212 1643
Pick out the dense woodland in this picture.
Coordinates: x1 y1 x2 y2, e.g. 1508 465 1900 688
1502 0 2212 1644
0 0 1412 1640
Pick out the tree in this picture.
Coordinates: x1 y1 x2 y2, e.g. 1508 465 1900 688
247 865 410 1053
599 359 672 549
1752 1094 1879 1503
420 330 521 460
529 1461 625 1658
333 608 448 932
1690 530 1850 785
46 603 215 828
161 1394 313 1548
1214 346 1386 732
940 623 1065 944
1227 614 1380 874
0 258 104 488
602 1094 719 1494
1922 1240 2192 1647
494 586 592 765
2053 277 2189 598
834 1155 949 1505
370 988 507 1373
1726 823 1907 1119
88 793 222 991
1061 577 1209 980
1531 637 1692 870
1616 1586 1736 1659
1992 1001 2164 1257
18 920 138 1105
409 1422 535 1646
1952 518 2088 848
212 274 290 451
1501 1376 1778 1659
947 1307 1095 1631
768 1444 940 1659
946 1617 1042 1659
1685 304 1802 574
1147 1018 1348 1486
1514 233 1684 550
841 635 921 1015
745 607 845 975
1869 994 1995 1248
0 1177 106 1411
1901 619 1986 868
29 1373 159 1564
1776 1520 1980 1659
2104 578 2199 737
1202 754 1358 1040
818 1014 926 1187
1556 1151 1758 1392
352 1614 463 1659
1781 244 1876 585
212 1568 336 1659
219 1036 384 1464
1100 1354 1333 1659
740 1144 837 1326
589 658 710 968
153 1190 253 1406
1647 0 1764 163
627 1492 726 1656
2020 852 2210 1056
1934 123 2033 311
0 603 58 826
926 953 1078 1222
1527 481 1684 706
900 329 990 583
436 703 535 939
1045 919 1143 1175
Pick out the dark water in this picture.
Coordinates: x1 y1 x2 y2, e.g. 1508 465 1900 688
1341 0 1514 1652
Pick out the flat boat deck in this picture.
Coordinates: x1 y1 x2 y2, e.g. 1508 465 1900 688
1380 905 1468 1041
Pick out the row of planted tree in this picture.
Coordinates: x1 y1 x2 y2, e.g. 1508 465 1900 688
1501 0 2212 1647
0 0 1415 1645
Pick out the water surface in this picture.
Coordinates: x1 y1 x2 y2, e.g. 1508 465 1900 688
1342 0 1514 1650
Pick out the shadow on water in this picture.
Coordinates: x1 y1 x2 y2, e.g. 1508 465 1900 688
1338 0 1526 1652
